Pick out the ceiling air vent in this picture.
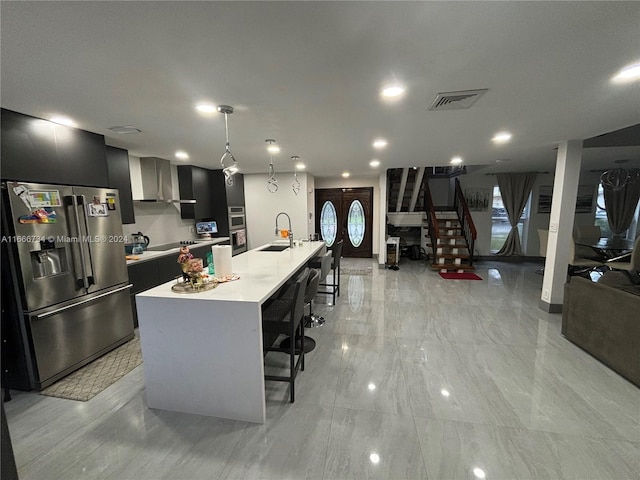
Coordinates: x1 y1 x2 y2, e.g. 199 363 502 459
428 89 488 111
108 125 142 134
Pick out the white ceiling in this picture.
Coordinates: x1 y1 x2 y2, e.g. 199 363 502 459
2 1 639 179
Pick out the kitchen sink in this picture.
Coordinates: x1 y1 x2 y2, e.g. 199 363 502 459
258 245 290 252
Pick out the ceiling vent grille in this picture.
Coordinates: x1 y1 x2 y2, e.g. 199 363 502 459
108 125 142 134
428 89 488 111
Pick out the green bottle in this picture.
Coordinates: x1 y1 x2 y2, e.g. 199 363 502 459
207 251 215 275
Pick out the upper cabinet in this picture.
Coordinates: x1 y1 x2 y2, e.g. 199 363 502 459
1 108 109 187
225 172 245 207
177 167 245 233
105 146 135 224
177 165 214 220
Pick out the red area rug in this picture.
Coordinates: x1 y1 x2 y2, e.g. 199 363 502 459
439 272 483 280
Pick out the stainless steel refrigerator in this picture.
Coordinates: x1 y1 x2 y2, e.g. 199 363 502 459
1 181 134 390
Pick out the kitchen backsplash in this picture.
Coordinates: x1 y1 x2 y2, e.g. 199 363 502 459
125 202 195 247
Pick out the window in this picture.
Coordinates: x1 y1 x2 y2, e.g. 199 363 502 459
347 200 365 247
319 201 337 247
490 186 531 253
596 183 640 239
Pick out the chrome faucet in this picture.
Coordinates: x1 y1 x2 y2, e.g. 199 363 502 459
275 212 294 249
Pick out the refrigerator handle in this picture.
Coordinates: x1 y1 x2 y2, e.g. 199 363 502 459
35 284 133 319
78 195 96 286
70 195 90 290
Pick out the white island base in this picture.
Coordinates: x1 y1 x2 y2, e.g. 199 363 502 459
136 241 325 423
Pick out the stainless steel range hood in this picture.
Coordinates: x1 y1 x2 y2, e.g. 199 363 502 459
135 157 196 204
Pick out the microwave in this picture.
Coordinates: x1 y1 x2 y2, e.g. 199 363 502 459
228 206 245 230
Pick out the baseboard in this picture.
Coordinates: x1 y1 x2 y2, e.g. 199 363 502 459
538 299 563 313
476 255 544 263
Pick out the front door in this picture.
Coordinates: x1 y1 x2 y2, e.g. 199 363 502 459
315 187 373 258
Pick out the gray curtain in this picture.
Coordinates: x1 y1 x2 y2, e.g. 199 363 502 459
603 169 640 235
495 172 537 256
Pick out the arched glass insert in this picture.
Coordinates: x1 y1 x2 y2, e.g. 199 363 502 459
347 200 365 247
320 201 337 247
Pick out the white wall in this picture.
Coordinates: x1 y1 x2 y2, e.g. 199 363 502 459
244 172 311 250
315 176 381 256
458 170 601 256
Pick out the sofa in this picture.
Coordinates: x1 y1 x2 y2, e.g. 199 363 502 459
562 272 640 387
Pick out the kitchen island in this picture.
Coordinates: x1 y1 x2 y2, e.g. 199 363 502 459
135 240 326 423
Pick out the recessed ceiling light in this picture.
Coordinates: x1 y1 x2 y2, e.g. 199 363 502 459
492 131 512 143
175 151 189 160
450 156 463 165
612 63 640 82
295 162 305 170
369 453 380 465
342 172 350 178
49 115 76 127
381 85 405 97
473 467 486 479
195 103 216 113
373 139 388 149
440 389 450 397
369 159 381 167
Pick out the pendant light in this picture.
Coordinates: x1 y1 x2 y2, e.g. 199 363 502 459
266 139 278 193
291 156 301 196
217 105 238 186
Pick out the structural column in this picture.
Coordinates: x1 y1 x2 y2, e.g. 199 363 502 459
539 140 583 312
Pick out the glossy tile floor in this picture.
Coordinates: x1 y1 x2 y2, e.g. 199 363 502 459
5 259 640 479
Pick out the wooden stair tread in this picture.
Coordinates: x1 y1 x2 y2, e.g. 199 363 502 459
437 253 471 259
427 242 469 249
437 234 466 239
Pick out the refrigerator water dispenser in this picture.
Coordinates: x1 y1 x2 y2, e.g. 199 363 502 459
30 248 68 278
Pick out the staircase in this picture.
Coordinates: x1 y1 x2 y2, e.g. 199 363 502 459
386 168 476 271
425 208 475 272
424 179 477 272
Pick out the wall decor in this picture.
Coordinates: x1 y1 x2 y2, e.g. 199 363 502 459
537 185 594 214
464 188 491 211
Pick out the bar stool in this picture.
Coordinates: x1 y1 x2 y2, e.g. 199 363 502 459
307 250 332 327
279 268 321 353
262 268 309 403
317 239 343 304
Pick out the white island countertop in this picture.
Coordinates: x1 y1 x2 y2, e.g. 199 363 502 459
138 240 325 303
135 240 326 423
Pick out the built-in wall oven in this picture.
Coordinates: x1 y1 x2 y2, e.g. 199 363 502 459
228 207 246 255
230 228 247 256
228 206 245 231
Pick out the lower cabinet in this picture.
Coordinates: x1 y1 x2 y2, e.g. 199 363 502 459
127 246 215 327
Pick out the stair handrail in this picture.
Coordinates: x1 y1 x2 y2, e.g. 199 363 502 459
453 178 477 265
424 179 439 253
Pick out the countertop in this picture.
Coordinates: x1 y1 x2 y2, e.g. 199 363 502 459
125 237 230 265
137 240 326 304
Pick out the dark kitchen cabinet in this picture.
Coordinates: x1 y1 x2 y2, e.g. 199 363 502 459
156 254 181 284
225 172 245 207
1 108 109 187
177 165 214 220
209 171 245 236
106 146 135 224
